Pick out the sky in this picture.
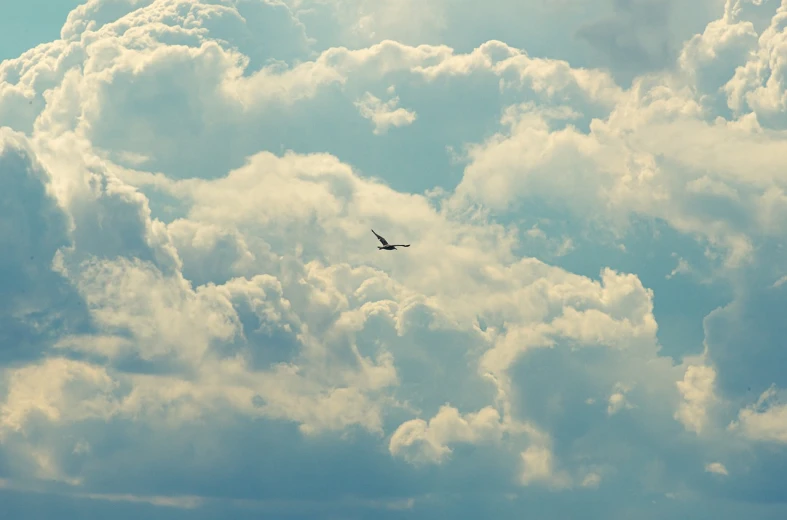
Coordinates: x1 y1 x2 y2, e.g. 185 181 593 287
1 0 787 518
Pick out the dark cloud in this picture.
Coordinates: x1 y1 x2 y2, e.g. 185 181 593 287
0 134 90 365
576 0 715 84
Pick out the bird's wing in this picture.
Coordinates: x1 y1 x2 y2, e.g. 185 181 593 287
371 229 389 245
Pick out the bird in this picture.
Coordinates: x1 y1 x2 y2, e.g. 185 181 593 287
371 229 410 250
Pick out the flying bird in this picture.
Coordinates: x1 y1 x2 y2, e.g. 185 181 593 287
372 229 410 250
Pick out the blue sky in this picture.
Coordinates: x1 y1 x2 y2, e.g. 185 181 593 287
1 0 787 518
0 0 84 61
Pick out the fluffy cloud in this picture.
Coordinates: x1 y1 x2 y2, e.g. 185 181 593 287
290 0 724 83
675 363 718 434
355 90 417 134
729 386 787 443
705 461 729 475
2 0 787 518
388 405 506 464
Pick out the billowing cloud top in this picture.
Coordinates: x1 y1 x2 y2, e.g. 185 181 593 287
2 0 787 518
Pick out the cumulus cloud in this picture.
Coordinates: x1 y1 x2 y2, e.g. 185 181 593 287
1 0 787 517
675 364 718 434
519 444 571 489
388 405 506 464
290 0 723 83
705 461 729 475
355 90 417 134
729 386 787 443
607 383 633 415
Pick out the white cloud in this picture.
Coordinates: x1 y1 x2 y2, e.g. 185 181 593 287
723 0 787 125
675 364 718 435
0 120 680 502
388 405 506 464
729 386 787 443
581 472 602 488
354 91 417 134
450 90 779 268
519 444 571 489
667 254 691 279
705 461 729 475
607 383 633 415
2 0 787 516
0 357 118 435
291 0 724 84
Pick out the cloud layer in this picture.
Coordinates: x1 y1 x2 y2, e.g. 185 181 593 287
2 0 787 517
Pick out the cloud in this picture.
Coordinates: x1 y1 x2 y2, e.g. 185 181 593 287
292 0 723 84
355 90 417 134
705 461 729 475
607 383 633 415
2 0 787 517
729 386 787 443
388 405 506 464
675 364 718 434
519 444 572 489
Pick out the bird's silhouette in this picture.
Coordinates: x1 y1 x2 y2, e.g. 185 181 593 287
371 229 410 250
